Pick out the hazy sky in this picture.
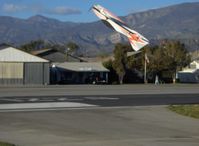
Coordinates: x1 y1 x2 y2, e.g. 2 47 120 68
0 0 198 22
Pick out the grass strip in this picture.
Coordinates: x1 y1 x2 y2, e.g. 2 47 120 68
169 104 199 119
0 141 16 146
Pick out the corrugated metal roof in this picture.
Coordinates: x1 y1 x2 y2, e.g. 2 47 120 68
53 62 109 72
0 46 49 62
31 49 85 62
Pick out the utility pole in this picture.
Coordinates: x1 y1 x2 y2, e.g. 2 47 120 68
144 53 149 84
144 53 147 84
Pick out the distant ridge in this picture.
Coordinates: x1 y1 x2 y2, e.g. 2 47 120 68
0 2 199 56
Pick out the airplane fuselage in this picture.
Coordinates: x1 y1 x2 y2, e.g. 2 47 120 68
92 5 149 51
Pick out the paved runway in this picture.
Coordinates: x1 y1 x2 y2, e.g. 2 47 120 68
0 94 199 111
0 84 199 110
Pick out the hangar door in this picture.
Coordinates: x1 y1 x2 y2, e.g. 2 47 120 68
24 63 49 85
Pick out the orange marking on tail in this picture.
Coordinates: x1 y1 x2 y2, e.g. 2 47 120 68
129 33 145 44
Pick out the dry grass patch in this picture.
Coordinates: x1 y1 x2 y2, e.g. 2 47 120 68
169 104 199 119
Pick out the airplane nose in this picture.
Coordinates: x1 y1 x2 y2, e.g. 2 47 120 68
89 6 94 11
92 5 98 10
93 5 97 8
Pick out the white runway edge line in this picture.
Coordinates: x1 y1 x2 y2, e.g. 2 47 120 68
0 102 97 110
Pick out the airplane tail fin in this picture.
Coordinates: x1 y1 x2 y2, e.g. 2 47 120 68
128 33 149 51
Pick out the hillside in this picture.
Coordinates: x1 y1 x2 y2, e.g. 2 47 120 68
0 2 199 56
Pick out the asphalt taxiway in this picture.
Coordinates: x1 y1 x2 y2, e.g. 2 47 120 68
0 84 199 110
0 94 199 111
0 106 199 146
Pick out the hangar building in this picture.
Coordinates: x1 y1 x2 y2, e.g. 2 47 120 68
51 62 109 84
0 45 50 85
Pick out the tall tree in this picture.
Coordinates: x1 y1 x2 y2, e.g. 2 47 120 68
103 59 118 84
161 40 191 82
112 43 129 84
146 40 191 83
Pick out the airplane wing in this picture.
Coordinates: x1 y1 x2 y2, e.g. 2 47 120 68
102 7 126 25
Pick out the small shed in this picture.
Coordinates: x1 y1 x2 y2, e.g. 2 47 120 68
0 45 50 85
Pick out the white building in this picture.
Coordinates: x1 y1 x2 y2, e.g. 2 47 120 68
178 60 199 83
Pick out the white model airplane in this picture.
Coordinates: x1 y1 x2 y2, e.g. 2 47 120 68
92 4 149 51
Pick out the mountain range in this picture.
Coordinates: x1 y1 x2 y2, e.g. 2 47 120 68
0 2 199 56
